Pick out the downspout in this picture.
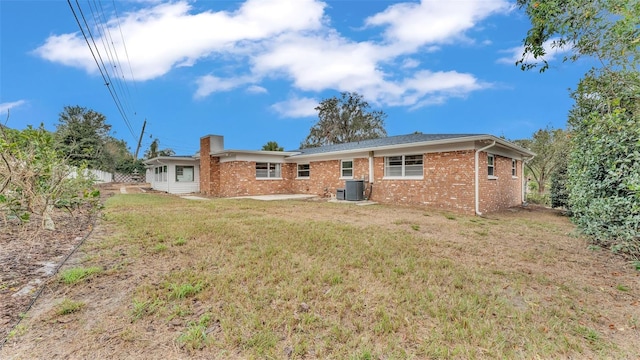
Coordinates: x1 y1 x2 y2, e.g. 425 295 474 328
367 151 374 200
522 154 535 205
368 151 374 184
475 141 496 216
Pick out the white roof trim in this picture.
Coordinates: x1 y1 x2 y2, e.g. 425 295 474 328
210 150 300 156
288 135 534 160
143 156 198 165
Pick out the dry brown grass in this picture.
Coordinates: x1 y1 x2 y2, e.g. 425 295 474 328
2 194 639 359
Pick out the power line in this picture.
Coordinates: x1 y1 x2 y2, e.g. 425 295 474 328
111 0 140 104
75 0 135 139
66 0 137 141
91 0 137 119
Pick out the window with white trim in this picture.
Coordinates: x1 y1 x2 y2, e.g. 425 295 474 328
256 162 281 178
176 166 194 182
340 160 353 178
512 159 517 177
297 164 310 178
154 166 167 182
384 155 423 178
487 154 495 176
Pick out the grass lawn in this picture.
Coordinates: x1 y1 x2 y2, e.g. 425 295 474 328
2 193 639 359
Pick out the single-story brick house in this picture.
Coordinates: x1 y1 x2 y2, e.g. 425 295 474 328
145 133 535 215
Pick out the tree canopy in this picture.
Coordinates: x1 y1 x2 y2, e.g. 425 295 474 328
144 138 175 159
517 0 639 72
515 127 569 194
55 106 112 170
53 105 142 173
261 141 284 151
300 92 387 149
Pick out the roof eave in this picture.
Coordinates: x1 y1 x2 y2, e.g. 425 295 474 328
289 135 535 159
143 156 197 165
210 150 301 156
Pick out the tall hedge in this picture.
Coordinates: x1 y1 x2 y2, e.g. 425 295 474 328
567 70 640 256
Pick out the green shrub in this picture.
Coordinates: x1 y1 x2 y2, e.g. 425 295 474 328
526 192 550 206
567 70 640 257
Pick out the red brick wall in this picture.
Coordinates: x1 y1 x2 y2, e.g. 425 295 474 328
217 161 293 197
478 153 522 213
198 146 522 214
369 151 476 214
289 158 369 197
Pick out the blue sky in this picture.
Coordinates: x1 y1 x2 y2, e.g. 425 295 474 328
1 0 589 156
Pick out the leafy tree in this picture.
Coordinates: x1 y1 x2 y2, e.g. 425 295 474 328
515 127 569 194
262 141 284 151
0 123 98 230
517 0 639 255
103 137 144 174
54 106 112 171
300 92 387 148
516 0 639 73
144 139 174 159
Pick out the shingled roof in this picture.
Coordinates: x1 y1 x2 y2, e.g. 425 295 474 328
290 133 484 155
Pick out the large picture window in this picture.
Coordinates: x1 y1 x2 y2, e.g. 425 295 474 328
256 162 281 179
384 155 423 178
175 166 194 182
297 164 310 178
341 160 353 178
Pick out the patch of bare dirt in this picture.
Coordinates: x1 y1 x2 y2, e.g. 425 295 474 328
0 206 94 343
0 183 146 344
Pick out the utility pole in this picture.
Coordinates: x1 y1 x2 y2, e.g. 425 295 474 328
134 119 146 159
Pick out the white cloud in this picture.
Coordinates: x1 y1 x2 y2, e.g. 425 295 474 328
0 100 27 114
254 32 487 108
271 96 318 118
254 33 386 93
194 74 255 99
246 85 268 94
401 58 420 69
34 0 326 80
497 38 572 66
33 0 509 114
365 0 510 47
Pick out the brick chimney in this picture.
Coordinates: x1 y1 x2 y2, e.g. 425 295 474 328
199 135 223 195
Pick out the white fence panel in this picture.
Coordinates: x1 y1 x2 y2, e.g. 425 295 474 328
66 167 113 183
88 169 113 183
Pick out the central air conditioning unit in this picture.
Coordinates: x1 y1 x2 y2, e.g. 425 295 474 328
345 180 365 201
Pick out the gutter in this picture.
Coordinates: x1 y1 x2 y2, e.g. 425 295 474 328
287 134 534 161
475 141 496 216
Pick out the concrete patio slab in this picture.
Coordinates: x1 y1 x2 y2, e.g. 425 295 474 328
228 194 318 201
328 199 378 206
180 195 211 201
